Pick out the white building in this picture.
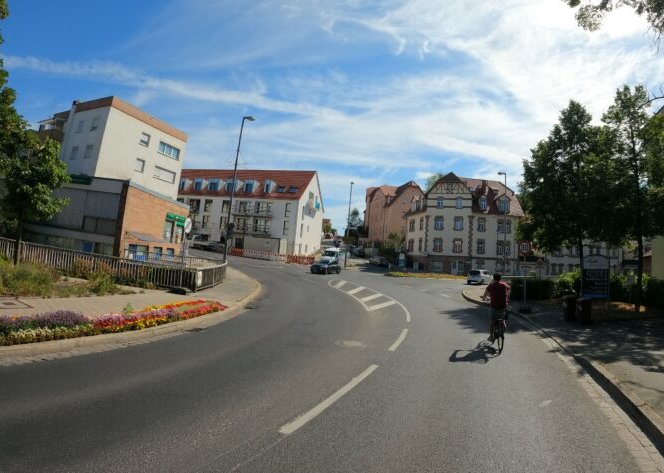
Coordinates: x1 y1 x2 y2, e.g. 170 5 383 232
179 169 324 255
404 172 524 275
40 96 187 199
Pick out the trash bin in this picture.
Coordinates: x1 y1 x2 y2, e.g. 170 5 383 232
576 298 592 324
562 295 577 321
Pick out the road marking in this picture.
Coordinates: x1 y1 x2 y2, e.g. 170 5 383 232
538 400 552 408
346 286 366 295
333 280 347 289
368 300 396 311
440 293 450 298
279 364 379 435
388 329 408 351
360 293 383 303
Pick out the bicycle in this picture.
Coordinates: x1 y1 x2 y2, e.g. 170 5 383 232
492 316 507 354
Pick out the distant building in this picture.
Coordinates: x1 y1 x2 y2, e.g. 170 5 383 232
178 169 324 255
404 172 523 275
365 181 423 244
28 97 189 257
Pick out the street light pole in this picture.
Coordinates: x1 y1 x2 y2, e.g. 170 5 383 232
224 115 255 262
498 171 507 274
344 181 354 268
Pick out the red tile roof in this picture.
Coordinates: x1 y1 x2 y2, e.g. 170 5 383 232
179 169 317 200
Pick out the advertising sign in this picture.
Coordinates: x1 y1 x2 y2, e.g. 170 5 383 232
582 255 610 299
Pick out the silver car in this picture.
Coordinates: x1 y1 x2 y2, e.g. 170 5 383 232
467 269 491 285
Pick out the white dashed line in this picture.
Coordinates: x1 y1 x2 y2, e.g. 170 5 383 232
360 293 383 303
333 281 347 289
388 329 408 352
368 300 396 311
279 364 379 435
440 294 450 298
346 286 366 295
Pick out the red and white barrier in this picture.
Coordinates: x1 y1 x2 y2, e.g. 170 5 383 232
229 247 314 265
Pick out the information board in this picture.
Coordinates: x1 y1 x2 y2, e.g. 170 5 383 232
582 255 610 299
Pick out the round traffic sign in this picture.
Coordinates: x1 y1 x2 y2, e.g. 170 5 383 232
518 240 532 255
183 217 193 234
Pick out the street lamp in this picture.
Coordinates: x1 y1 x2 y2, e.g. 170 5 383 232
224 115 255 262
344 181 354 268
498 171 507 274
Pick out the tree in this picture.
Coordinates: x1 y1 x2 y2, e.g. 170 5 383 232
520 100 609 267
601 84 664 311
425 173 444 191
0 2 70 263
348 207 363 228
563 0 664 41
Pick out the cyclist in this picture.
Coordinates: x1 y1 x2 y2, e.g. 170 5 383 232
482 273 510 342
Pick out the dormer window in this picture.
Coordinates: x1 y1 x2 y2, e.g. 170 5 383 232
498 199 509 213
209 178 220 191
479 197 488 210
264 180 274 193
244 180 255 193
194 178 203 191
179 179 187 191
276 186 286 193
225 180 235 192
288 186 298 193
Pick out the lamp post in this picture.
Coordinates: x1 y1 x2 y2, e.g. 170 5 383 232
224 115 255 262
344 181 354 268
498 171 507 274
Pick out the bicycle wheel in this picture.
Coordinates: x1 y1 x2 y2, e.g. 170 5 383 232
496 331 504 354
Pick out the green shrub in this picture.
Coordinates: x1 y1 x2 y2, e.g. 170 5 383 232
554 269 581 296
0 260 57 296
89 274 119 295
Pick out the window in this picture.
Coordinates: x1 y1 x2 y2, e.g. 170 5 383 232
434 216 444 230
209 179 220 191
455 197 463 209
70 146 79 160
409 219 415 232
225 180 235 192
134 158 145 173
433 238 443 252
497 241 511 256
407 239 414 252
498 198 509 213
202 215 210 228
288 187 299 193
265 180 274 193
497 218 511 234
179 179 187 191
276 186 286 193
418 238 423 252
238 201 248 213
166 248 175 258
300 223 304 238
76 120 84 133
477 239 485 254
477 217 486 232
189 199 200 212
194 178 203 191
153 166 176 183
90 116 100 131
163 220 175 242
158 141 180 160
221 200 229 215
479 197 487 210
436 197 444 209
82 216 116 236
283 221 290 235
453 239 463 253
419 217 424 231
454 216 463 231
285 203 292 217
244 180 255 193
140 132 150 146
84 144 94 159
204 199 213 212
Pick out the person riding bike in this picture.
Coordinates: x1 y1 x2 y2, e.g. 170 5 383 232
482 273 510 342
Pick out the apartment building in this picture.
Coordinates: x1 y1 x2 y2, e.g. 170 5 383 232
404 172 524 275
28 96 189 256
365 181 423 244
179 169 324 255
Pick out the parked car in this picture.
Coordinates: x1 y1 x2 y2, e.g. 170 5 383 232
369 256 390 267
310 256 341 274
206 242 225 253
353 247 365 257
467 269 492 285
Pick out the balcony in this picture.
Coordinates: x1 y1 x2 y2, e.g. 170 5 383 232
232 203 273 217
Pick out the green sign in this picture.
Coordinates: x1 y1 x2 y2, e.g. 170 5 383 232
166 212 187 227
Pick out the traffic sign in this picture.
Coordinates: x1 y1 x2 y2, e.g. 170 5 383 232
518 240 532 255
183 217 193 234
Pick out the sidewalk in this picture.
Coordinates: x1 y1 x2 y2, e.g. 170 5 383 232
0 266 260 360
462 285 664 451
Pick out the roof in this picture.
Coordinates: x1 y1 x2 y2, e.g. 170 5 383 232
179 169 318 200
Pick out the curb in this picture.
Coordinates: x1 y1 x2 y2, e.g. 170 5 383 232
461 288 664 454
0 278 262 361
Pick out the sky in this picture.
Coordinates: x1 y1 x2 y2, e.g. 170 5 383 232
3 0 664 233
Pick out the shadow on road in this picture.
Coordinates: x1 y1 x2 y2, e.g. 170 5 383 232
449 341 500 364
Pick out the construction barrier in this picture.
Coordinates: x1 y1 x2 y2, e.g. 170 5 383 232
229 247 314 265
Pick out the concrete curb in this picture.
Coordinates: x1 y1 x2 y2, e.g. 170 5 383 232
461 288 664 453
0 278 262 360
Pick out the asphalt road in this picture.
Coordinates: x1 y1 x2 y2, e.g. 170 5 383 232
0 257 653 472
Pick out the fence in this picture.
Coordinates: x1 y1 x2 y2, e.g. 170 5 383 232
0 237 225 292
229 247 315 265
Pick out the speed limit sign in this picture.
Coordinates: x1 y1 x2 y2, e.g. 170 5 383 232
518 240 532 255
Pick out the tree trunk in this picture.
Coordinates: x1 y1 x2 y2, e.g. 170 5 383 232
13 219 23 265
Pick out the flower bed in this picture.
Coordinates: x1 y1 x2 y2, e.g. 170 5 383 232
0 299 227 346
385 272 466 280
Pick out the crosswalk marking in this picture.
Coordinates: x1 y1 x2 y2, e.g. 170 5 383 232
368 300 396 311
347 286 366 295
333 280 347 289
360 293 383 303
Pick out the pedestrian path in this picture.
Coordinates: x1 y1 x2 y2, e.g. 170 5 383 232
462 284 664 452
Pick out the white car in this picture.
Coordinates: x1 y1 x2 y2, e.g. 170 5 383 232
467 269 491 285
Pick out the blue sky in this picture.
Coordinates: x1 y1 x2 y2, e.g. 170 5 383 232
3 0 664 232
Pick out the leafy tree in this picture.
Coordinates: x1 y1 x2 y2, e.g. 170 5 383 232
601 85 664 310
0 2 70 263
521 100 610 267
425 173 444 191
323 222 332 234
348 207 363 228
563 0 664 41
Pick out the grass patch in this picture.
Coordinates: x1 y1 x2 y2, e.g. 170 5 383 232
385 271 466 280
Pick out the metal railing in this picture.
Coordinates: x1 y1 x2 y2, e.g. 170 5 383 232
0 237 226 292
